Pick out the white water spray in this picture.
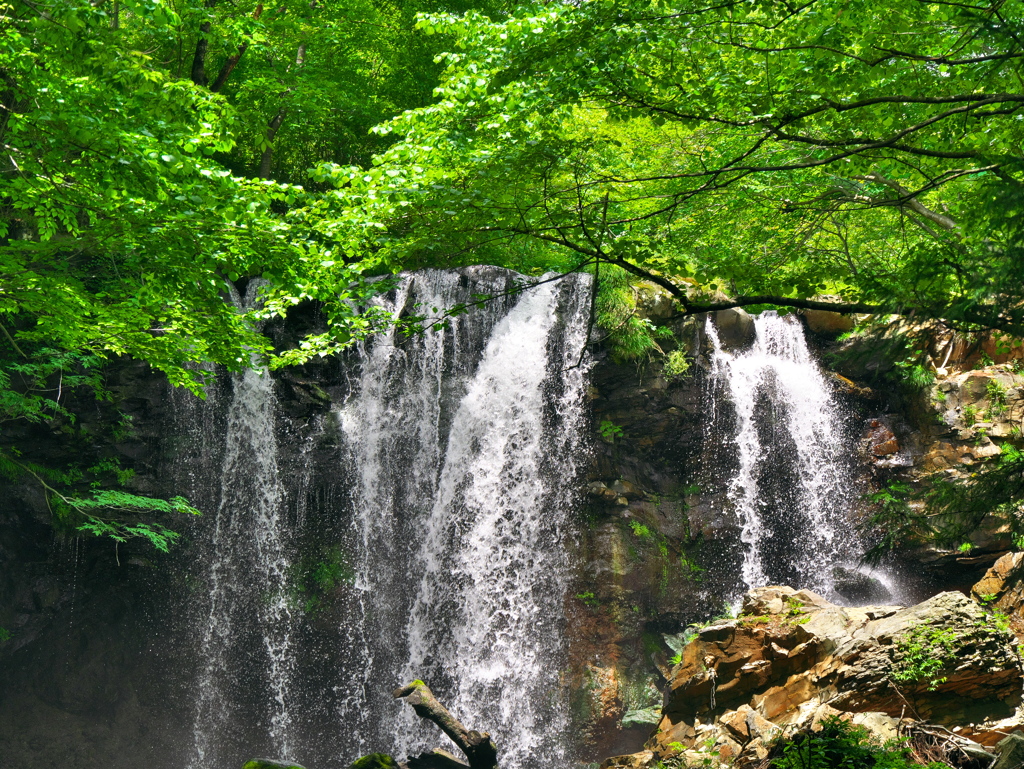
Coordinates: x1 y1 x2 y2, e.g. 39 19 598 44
707 312 858 598
186 283 295 769
337 268 591 769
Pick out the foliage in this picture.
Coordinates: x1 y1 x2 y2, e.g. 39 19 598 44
592 265 670 363
7 0 1024 552
0 627 10 643
0 0 512 544
344 0 1024 335
663 350 691 378
598 419 624 442
679 554 706 584
286 544 354 615
629 520 652 539
862 445 1024 563
770 717 945 769
986 379 1008 419
889 626 961 691
348 754 400 769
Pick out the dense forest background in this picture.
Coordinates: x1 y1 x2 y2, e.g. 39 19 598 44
2 0 1024 554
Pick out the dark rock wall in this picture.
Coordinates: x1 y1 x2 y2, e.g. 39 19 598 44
0 294 998 768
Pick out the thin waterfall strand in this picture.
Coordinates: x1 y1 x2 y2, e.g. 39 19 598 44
707 312 855 597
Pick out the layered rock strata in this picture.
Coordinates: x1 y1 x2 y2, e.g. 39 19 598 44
602 586 1024 768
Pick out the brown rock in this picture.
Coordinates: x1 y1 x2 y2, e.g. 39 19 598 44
972 552 1024 618
752 674 814 720
865 419 899 457
803 308 856 334
647 587 1023 762
598 751 655 769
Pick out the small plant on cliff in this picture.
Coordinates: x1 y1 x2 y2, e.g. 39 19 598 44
598 419 624 442
986 379 1008 420
287 545 354 615
962 404 978 426
890 625 961 691
0 627 10 643
629 520 652 539
679 554 706 583
662 350 691 378
593 265 669 364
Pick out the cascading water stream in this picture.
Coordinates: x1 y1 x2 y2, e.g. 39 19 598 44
707 312 859 599
184 282 296 769
336 268 591 769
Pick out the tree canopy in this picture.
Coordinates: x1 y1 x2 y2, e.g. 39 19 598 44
332 0 1024 332
0 0 506 543
2 0 1023 548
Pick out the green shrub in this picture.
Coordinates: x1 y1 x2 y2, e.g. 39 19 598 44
770 716 945 769
890 625 961 691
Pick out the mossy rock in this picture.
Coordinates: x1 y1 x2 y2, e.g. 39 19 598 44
242 760 306 769
350 754 401 769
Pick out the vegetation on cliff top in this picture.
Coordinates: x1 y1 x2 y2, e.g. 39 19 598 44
2 0 1023 543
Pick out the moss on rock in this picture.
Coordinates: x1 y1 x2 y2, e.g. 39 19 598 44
242 760 306 769
350 753 401 769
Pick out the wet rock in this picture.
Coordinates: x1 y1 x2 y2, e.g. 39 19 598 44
831 567 892 605
405 750 470 769
803 308 855 335
611 479 642 500
713 308 756 350
865 419 900 457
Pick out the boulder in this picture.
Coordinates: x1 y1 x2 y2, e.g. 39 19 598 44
994 732 1024 769
243 761 306 769
713 308 756 350
803 308 855 334
643 586 1022 764
864 419 900 457
972 552 1024 618
598 750 656 769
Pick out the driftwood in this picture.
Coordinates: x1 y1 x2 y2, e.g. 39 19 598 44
393 681 499 769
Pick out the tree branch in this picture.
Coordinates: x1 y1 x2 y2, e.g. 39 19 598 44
209 3 264 93
855 172 959 231
394 681 498 769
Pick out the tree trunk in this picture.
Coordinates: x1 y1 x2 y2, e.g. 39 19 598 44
393 681 499 769
256 42 305 179
190 0 218 87
190 21 212 87
210 3 263 93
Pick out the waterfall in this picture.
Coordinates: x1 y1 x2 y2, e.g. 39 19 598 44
336 267 591 768
706 311 859 599
181 282 297 769
173 268 591 769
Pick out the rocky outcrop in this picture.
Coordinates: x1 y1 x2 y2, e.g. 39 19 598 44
926 368 1024 468
972 552 1024 623
601 586 1023 768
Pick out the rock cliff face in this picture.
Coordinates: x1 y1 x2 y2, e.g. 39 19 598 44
568 301 1024 761
1 280 1022 768
602 585 1023 769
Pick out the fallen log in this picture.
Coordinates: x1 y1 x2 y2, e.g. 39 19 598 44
393 681 499 769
